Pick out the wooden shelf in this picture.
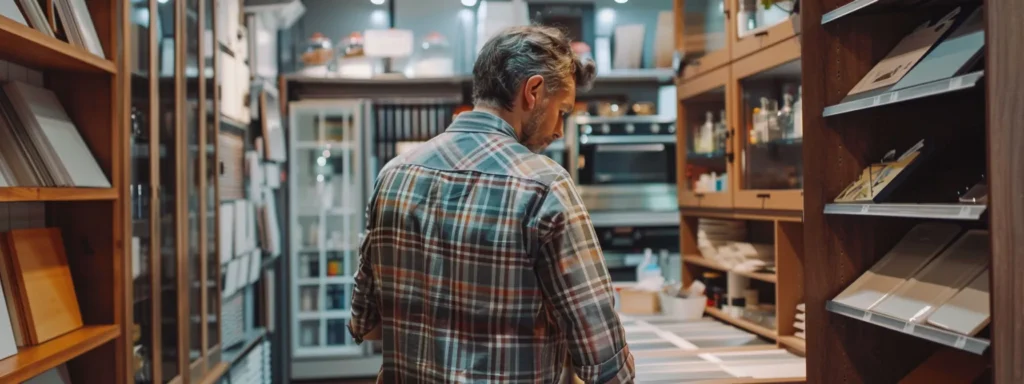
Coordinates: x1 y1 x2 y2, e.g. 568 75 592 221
682 254 778 284
822 71 984 117
679 207 803 222
826 300 990 355
0 16 116 74
705 306 778 341
0 187 118 202
197 363 229 384
0 325 119 382
778 335 806 355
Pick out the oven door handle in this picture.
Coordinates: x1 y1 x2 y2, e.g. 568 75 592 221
580 135 676 145
595 144 667 153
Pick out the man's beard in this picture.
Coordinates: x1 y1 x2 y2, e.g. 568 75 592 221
521 108 549 153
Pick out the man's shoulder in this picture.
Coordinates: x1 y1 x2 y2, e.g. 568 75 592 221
510 152 572 189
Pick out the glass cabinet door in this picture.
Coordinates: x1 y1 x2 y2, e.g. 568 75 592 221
203 0 221 367
289 101 369 358
184 0 204 378
130 0 155 381
730 0 798 60
678 66 732 208
732 38 802 211
157 0 182 381
681 0 730 79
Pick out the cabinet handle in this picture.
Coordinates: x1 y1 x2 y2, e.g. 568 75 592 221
756 193 771 199
755 31 769 38
725 152 735 163
695 193 706 199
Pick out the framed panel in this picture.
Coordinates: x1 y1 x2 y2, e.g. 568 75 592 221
677 65 733 209
729 0 798 60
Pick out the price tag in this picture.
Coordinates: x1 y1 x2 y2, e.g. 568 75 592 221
959 206 972 218
890 92 899 103
860 205 870 214
954 336 968 349
902 322 916 333
861 311 872 322
872 95 882 106
950 77 964 90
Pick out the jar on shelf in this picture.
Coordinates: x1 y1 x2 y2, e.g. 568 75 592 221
407 32 454 78
336 32 375 78
300 33 334 76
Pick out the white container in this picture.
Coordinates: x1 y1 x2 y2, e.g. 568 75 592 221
661 294 707 321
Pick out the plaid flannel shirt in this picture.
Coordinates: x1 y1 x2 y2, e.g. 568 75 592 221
349 111 634 383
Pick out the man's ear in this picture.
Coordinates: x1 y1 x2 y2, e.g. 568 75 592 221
522 75 545 111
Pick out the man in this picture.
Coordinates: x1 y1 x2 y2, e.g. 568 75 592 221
349 25 634 383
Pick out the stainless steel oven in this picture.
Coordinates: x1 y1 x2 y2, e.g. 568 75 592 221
569 115 679 226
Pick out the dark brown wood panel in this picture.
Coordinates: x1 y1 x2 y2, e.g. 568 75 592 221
986 0 1024 382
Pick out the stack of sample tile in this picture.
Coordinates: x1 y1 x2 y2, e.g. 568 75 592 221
795 303 806 340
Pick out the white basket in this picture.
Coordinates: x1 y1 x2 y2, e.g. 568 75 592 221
660 294 707 320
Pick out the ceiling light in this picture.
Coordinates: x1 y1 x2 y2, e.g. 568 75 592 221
461 0 477 6
370 0 385 5
614 0 628 3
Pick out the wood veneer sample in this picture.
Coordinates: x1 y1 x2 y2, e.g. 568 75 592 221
833 222 962 311
872 230 990 323
4 228 83 344
0 236 27 347
926 270 990 336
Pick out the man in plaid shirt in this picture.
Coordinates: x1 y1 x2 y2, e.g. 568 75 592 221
349 25 634 383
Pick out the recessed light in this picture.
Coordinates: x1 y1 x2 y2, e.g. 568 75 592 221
370 0 385 5
461 0 477 6
614 0 628 3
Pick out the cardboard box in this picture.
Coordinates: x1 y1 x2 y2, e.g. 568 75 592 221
618 289 660 315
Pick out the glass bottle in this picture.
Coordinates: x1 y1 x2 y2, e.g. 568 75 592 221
714 109 728 154
779 92 794 139
700 111 715 154
793 86 803 139
300 32 334 76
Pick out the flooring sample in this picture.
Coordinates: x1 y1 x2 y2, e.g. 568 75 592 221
16 0 54 37
847 7 961 95
926 269 990 335
872 230 990 323
833 222 962 311
4 228 83 344
613 24 645 70
653 11 675 68
0 239 17 358
796 303 805 312
0 229 27 347
219 203 234 265
67 0 104 57
3 81 110 187
0 0 26 26
795 312 805 321
893 6 984 90
793 321 805 331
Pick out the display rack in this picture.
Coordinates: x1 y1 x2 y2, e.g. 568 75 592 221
674 0 807 359
801 0 1021 381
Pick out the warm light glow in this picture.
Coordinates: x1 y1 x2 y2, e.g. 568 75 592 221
461 0 477 6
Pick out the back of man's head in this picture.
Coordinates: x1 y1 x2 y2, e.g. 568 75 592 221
472 26 597 111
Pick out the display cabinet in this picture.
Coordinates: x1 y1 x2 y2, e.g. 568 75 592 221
677 66 732 208
730 0 798 60
681 0 731 79
128 0 224 381
287 101 372 359
731 37 802 211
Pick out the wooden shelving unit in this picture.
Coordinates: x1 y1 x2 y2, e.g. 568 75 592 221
0 16 116 73
0 0 126 382
674 0 807 361
0 325 119 383
0 187 119 202
801 0 1021 382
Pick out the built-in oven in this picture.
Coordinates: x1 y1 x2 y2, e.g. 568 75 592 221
569 115 679 227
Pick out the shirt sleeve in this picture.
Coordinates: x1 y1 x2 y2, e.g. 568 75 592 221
349 187 381 343
534 177 635 384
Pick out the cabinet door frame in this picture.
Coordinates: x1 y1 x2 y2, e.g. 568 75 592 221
677 65 734 209
729 0 798 60
678 0 733 80
730 36 803 211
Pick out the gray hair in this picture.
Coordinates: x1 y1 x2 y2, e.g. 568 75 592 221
472 25 597 111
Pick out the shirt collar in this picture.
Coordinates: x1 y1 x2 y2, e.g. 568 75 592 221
447 111 519 139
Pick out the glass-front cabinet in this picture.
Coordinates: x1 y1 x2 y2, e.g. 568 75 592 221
288 101 371 359
730 0 798 59
130 0 223 382
732 37 802 210
680 0 730 79
677 66 732 208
